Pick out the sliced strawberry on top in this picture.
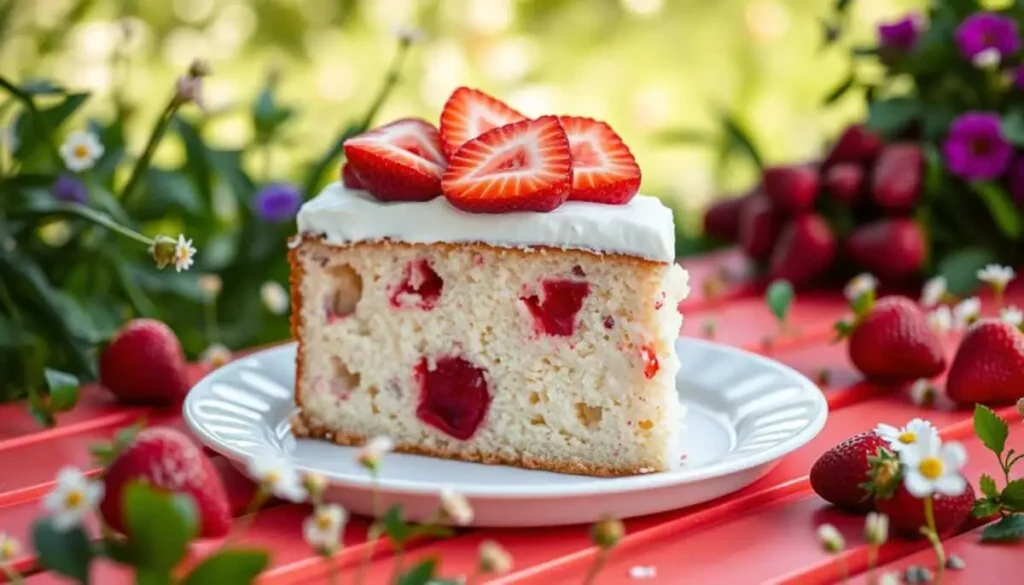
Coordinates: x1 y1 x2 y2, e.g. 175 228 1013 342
340 163 365 189
439 87 527 158
557 116 641 204
343 118 447 202
442 115 573 214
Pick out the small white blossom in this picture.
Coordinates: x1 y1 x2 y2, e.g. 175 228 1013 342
59 131 104 172
174 75 204 109
844 273 877 303
973 47 1002 69
953 297 981 329
200 343 232 368
817 523 844 553
1001 306 1024 327
910 379 936 408
357 435 395 471
899 433 968 497
920 276 947 308
247 455 307 502
878 572 901 585
875 419 939 453
303 504 347 552
173 234 196 272
978 264 1016 290
0 532 19 562
260 281 289 315
864 512 889 546
42 467 104 532
439 487 474 525
628 565 657 579
478 540 513 574
198 274 222 300
927 305 953 335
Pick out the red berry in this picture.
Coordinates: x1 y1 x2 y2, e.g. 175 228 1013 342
703 192 750 242
946 319 1024 405
557 116 641 204
100 427 231 538
99 319 189 405
341 163 365 189
810 431 890 512
824 125 883 167
823 163 864 205
872 143 923 214
521 279 591 337
390 260 444 310
416 356 491 440
640 345 659 379
846 218 926 279
343 118 448 202
439 87 527 158
847 296 947 383
737 194 781 261
876 482 975 538
762 164 819 214
768 214 836 287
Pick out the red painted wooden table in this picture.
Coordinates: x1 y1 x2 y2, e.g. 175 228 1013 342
2 247 1021 584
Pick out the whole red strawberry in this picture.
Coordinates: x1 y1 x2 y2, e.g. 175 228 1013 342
872 144 923 214
762 164 819 214
810 431 890 512
845 296 946 383
738 194 780 261
703 193 749 242
99 319 190 405
845 218 926 279
876 482 975 537
99 427 231 538
946 319 1024 405
823 163 864 205
768 214 836 286
824 125 883 167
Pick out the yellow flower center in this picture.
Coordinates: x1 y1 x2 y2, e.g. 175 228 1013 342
1 540 15 560
897 431 917 444
265 471 280 485
73 144 89 159
918 456 944 480
64 489 84 510
316 513 333 531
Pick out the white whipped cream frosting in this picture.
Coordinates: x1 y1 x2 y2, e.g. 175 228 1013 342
296 182 677 262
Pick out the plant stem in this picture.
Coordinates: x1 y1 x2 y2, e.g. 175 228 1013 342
922 495 946 572
204 300 219 344
223 486 270 548
120 97 179 206
389 544 405 584
358 40 412 132
7 202 153 246
867 546 877 584
0 76 62 165
996 287 1005 310
323 551 339 585
581 549 609 585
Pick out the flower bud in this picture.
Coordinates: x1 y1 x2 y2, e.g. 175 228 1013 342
149 235 177 269
817 523 844 553
591 516 624 549
864 512 889 546
478 540 512 574
188 58 212 78
302 472 328 502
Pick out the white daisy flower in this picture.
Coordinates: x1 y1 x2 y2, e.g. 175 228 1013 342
953 297 981 329
302 504 347 552
899 433 968 497
920 276 947 308
356 435 395 471
199 343 232 368
0 532 19 562
817 523 844 553
173 234 196 272
628 565 657 579
246 455 307 502
478 540 513 574
59 131 104 172
844 273 877 303
973 47 1002 69
874 419 939 453
863 512 889 546
1001 306 1023 327
909 379 936 407
42 467 104 532
260 281 289 315
927 306 953 335
977 264 1016 290
439 487 474 525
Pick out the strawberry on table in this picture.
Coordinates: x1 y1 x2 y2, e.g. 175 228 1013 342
810 431 890 512
703 190 753 242
343 118 448 202
557 116 641 204
824 124 883 167
737 194 781 261
762 164 819 214
441 116 573 213
946 319 1024 405
99 427 232 538
875 482 975 537
439 87 527 158
822 163 864 205
838 296 946 384
845 218 927 279
99 318 190 405
872 143 923 214
768 213 836 287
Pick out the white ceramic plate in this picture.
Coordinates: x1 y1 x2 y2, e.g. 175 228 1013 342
183 339 827 527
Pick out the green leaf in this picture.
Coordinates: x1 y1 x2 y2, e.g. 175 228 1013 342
1003 111 1024 147
43 367 79 412
937 247 996 296
124 482 198 571
865 98 921 137
980 474 1000 499
31 519 93 584
1002 479 1024 510
382 504 412 544
822 72 855 105
921 106 956 142
972 182 1024 239
765 279 794 323
973 497 1002 518
721 113 763 170
137 168 203 217
396 559 438 585
182 549 270 585
981 514 1024 542
974 404 1009 457
20 79 66 95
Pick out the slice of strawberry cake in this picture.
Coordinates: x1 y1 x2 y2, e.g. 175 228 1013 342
289 87 690 477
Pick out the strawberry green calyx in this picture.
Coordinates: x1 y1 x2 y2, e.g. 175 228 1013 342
850 289 876 319
861 446 902 500
833 316 856 342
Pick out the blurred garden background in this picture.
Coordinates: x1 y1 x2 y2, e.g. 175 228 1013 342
0 0 926 403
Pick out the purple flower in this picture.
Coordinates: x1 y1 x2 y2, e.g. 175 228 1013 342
50 173 87 204
878 13 922 52
943 112 1013 181
254 183 302 222
955 12 1020 62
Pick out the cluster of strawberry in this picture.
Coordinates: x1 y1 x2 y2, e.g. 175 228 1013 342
704 125 925 287
340 87 642 213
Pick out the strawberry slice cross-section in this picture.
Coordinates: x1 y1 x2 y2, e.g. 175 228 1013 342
441 115 573 214
558 115 641 204
342 118 448 202
439 87 527 158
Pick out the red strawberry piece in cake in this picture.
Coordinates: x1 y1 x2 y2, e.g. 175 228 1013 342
557 116 641 204
946 319 1024 405
341 163 365 189
640 344 659 379
439 87 527 158
343 118 448 202
99 319 190 405
390 259 444 309
416 356 492 440
522 279 591 336
99 427 232 538
442 116 573 213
